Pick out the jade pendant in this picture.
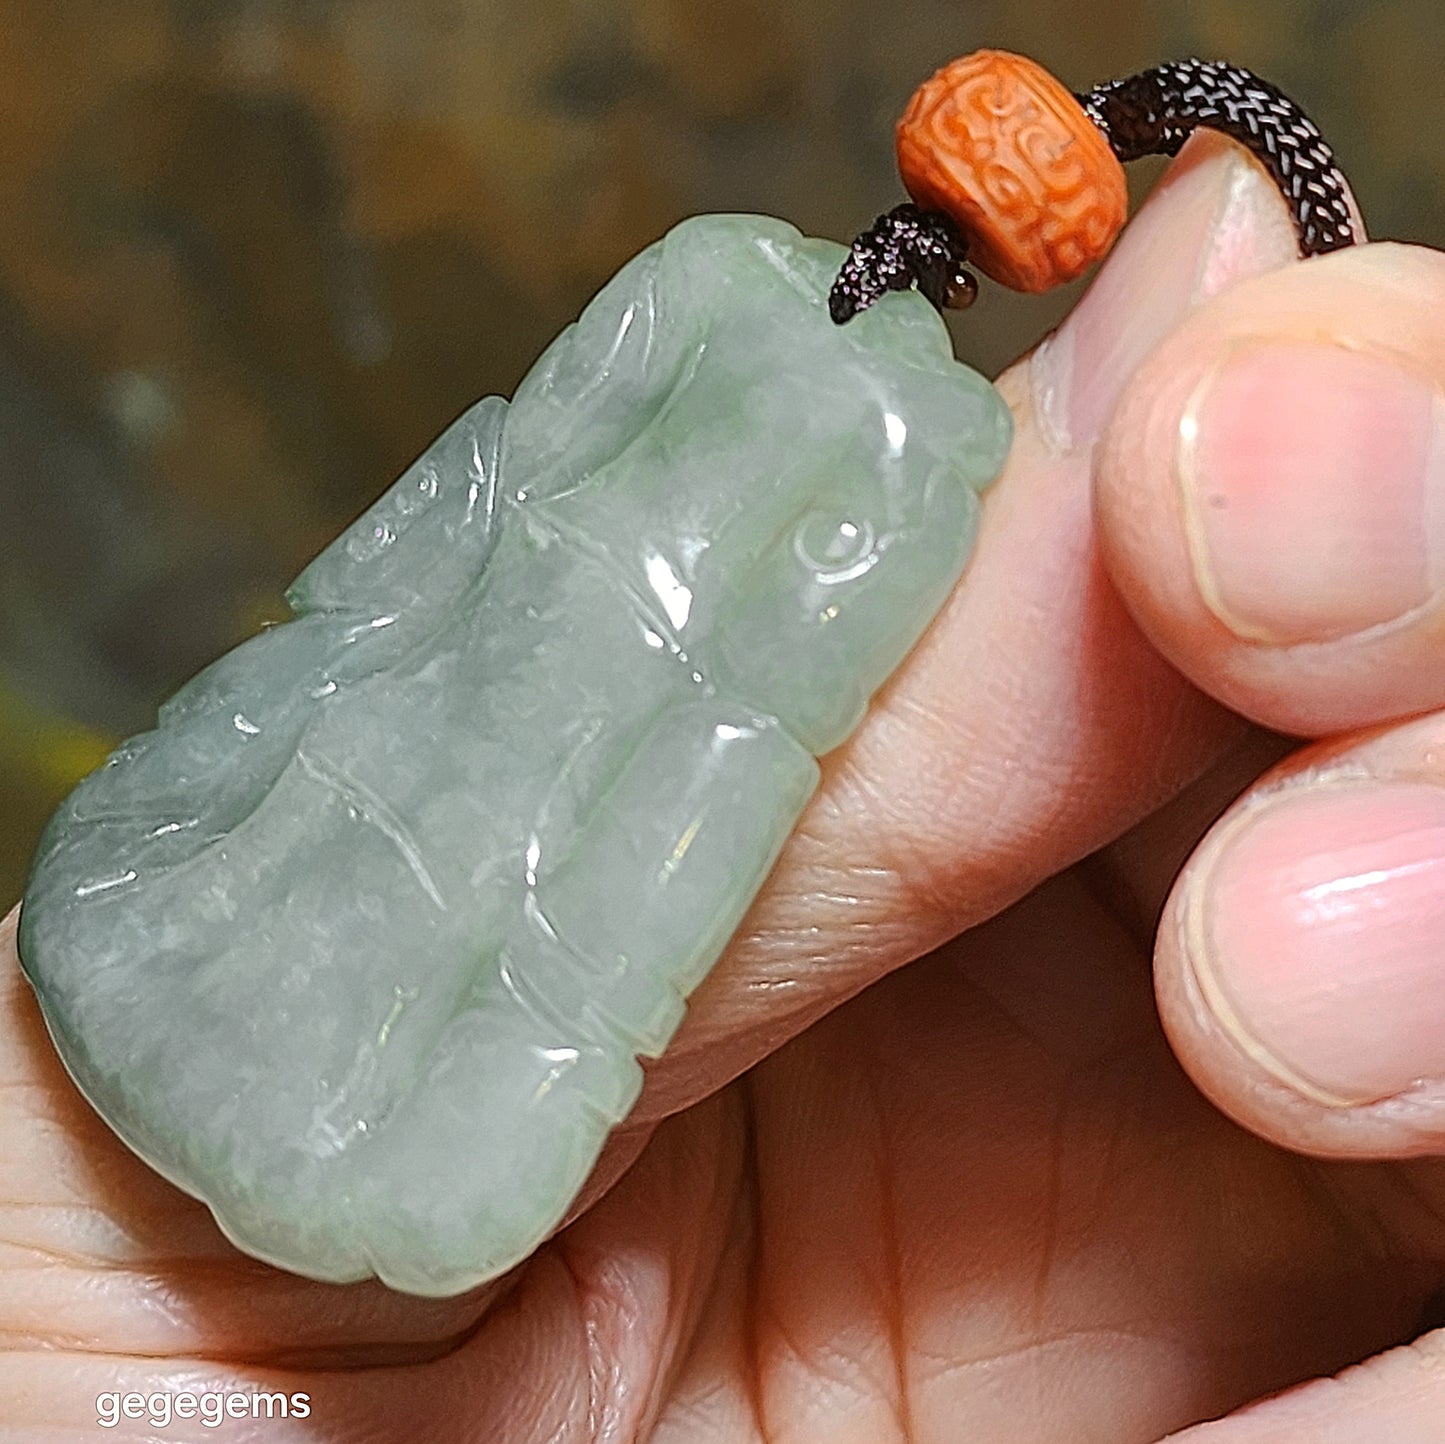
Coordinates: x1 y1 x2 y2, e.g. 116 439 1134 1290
19 214 1011 1295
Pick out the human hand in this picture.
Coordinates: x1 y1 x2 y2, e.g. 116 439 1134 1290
5 130 1445 1442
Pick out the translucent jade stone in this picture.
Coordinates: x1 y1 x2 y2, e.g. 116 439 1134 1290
18 215 1012 1295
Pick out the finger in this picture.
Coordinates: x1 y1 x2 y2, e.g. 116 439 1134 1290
1095 239 1445 737
1083 724 1294 946
1155 705 1445 1161
1162 1330 1445 1443
627 129 1298 1127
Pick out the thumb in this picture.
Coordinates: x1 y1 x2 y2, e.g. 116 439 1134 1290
1093 240 1445 737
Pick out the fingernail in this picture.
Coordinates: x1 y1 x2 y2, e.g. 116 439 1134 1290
1179 343 1445 643
1185 781 1445 1105
1034 131 1298 452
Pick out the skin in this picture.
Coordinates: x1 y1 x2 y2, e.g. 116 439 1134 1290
5 131 1445 1440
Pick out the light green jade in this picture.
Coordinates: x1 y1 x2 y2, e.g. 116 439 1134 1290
19 215 1011 1295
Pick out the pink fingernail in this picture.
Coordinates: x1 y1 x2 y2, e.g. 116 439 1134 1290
1179 342 1445 643
1189 781 1445 1104
1034 131 1298 452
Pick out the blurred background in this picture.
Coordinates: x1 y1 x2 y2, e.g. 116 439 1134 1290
2 0 1444 905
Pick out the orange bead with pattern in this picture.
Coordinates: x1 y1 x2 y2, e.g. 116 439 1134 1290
895 50 1129 293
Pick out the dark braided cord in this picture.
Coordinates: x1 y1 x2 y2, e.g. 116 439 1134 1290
1078 59 1357 256
827 204 973 324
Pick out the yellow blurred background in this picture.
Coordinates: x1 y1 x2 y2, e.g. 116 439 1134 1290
3 0 1444 904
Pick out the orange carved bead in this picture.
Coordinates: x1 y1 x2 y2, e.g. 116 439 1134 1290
896 50 1128 293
